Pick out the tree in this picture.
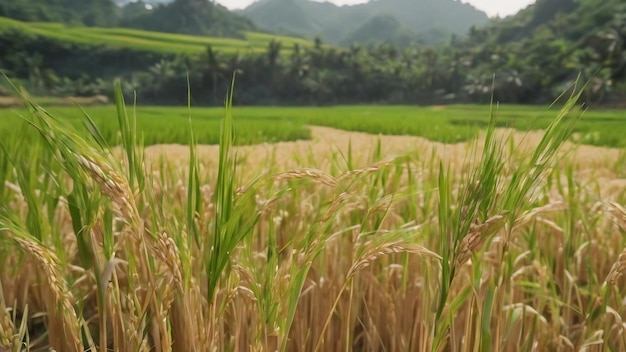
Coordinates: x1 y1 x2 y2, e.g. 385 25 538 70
202 46 227 104
149 59 176 92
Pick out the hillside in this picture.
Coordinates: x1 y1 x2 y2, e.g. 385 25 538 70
240 0 490 45
1 0 259 38
339 14 417 47
0 16 312 55
456 0 626 103
119 0 256 38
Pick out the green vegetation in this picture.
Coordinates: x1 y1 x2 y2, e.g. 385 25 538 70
459 0 626 105
0 104 311 146
1 104 625 148
2 82 626 351
0 16 310 54
0 0 256 38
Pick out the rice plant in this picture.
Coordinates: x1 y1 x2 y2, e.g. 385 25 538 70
0 81 625 351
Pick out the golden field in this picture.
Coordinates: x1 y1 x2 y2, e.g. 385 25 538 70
1 93 626 351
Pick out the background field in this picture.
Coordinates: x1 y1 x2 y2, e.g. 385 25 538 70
0 16 312 54
1 104 624 147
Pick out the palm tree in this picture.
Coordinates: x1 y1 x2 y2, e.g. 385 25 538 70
23 53 57 95
266 39 282 81
204 45 226 103
149 59 177 93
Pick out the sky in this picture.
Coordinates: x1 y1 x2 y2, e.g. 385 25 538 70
216 0 537 18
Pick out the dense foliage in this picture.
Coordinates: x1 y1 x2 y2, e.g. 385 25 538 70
1 0 625 106
457 0 626 104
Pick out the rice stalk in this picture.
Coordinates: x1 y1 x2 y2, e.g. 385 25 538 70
0 281 13 349
1 76 625 351
0 220 82 351
315 228 441 351
605 202 626 285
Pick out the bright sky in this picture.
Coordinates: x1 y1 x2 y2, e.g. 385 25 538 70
216 0 537 18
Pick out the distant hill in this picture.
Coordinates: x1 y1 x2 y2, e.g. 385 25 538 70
119 0 256 38
240 0 490 45
339 14 417 47
467 0 580 44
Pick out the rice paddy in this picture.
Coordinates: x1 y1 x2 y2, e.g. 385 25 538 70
0 86 626 351
0 103 625 147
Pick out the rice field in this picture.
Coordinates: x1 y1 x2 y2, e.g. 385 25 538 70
1 87 626 351
1 103 625 147
0 105 311 146
0 16 312 54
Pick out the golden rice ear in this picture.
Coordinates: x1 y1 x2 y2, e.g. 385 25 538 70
5 233 82 351
153 231 183 289
605 202 626 285
0 283 13 349
75 154 139 226
273 168 338 187
348 240 442 280
454 214 505 269
608 201 626 229
606 248 626 286
338 158 396 179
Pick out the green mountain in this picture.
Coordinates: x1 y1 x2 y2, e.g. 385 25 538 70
240 0 490 45
119 0 257 38
363 0 488 34
339 14 417 47
238 0 321 37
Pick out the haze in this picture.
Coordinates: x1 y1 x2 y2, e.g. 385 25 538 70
218 0 537 17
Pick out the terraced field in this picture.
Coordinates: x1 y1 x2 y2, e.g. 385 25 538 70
0 16 313 54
